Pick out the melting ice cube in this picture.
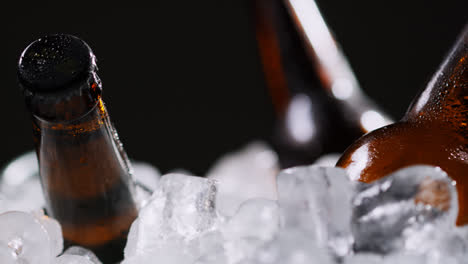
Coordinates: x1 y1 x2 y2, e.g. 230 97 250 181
277 165 355 257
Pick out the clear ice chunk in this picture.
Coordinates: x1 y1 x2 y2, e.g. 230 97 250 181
62 246 102 264
124 173 219 263
207 142 279 217
0 211 52 264
352 165 458 254
277 165 354 257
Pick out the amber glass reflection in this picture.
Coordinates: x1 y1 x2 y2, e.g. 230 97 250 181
252 0 391 168
337 24 468 225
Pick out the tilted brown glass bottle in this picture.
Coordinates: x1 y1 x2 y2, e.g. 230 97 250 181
252 0 392 168
17 34 138 263
337 24 468 225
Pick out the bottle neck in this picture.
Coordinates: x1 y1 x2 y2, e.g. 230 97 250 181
24 73 102 122
254 0 383 122
255 0 326 116
32 95 135 198
406 28 468 126
33 96 108 135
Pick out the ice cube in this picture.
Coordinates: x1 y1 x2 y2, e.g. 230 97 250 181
124 173 219 263
352 165 457 254
194 251 227 264
54 254 94 264
277 165 354 256
221 198 279 241
1 151 38 188
32 210 63 257
0 151 45 212
211 199 280 264
343 253 382 264
0 211 51 264
313 153 341 167
222 237 265 264
62 246 102 264
382 253 427 264
240 230 335 264
131 161 161 208
132 161 160 192
207 141 279 217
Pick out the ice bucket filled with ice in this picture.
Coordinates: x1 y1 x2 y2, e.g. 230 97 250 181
2 0 468 264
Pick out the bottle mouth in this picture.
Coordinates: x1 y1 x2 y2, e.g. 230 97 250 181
18 34 96 94
18 34 103 122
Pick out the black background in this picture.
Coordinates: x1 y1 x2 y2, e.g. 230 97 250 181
1 1 467 175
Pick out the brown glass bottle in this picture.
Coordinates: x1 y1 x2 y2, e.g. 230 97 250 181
337 24 468 225
18 34 138 263
252 0 392 168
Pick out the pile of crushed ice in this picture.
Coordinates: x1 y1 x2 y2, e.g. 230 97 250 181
1 142 468 264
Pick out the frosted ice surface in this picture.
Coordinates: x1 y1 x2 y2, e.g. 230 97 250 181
0 151 45 212
0 211 52 264
313 153 341 167
344 251 459 264
352 166 458 254
240 230 335 264
221 198 279 241
1 151 38 187
124 173 219 263
132 161 160 192
207 142 279 217
210 199 280 264
343 253 382 264
2 150 468 264
32 210 63 257
195 251 227 264
132 161 161 208
381 253 428 264
277 165 354 256
62 246 102 264
54 254 94 264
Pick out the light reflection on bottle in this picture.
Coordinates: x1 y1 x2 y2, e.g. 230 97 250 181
286 94 316 144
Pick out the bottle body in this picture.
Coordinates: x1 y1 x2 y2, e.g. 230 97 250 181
337 24 468 225
32 97 137 257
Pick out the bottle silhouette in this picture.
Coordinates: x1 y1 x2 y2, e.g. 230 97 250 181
252 0 392 168
18 34 138 263
337 24 468 225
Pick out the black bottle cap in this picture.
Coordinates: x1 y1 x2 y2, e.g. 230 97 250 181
18 34 95 93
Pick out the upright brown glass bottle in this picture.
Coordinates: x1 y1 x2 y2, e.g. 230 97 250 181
252 0 392 168
337 24 468 225
18 34 138 263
